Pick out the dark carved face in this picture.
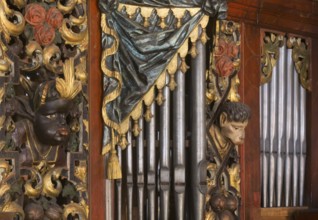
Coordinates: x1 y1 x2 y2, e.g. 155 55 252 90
34 99 72 146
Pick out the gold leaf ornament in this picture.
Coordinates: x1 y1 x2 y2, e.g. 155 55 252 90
56 58 82 100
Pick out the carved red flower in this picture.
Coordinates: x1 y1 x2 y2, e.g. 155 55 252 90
46 7 64 29
24 3 46 27
34 24 56 46
214 39 239 58
215 56 235 77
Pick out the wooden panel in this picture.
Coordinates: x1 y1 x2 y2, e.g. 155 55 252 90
261 207 308 220
228 0 318 38
88 0 106 219
239 22 261 220
305 37 318 208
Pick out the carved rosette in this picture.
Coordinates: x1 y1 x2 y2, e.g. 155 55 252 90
0 0 89 219
205 20 243 220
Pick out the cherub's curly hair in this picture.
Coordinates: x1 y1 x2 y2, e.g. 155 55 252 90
215 101 251 126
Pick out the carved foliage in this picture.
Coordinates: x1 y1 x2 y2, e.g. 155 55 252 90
206 20 241 105
0 0 89 219
260 32 284 84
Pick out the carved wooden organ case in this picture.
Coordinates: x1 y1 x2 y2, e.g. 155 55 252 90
0 0 89 219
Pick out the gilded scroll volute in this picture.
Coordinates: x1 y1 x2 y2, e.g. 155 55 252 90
0 1 25 40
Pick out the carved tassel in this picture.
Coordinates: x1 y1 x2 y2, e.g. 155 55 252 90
169 73 177 91
189 43 198 58
156 89 165 106
179 57 189 73
107 149 122 179
200 28 209 45
107 129 122 179
133 120 141 137
144 105 153 122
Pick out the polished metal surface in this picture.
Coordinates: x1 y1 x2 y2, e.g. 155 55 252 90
126 131 134 220
173 66 186 219
285 49 293 207
269 60 277 207
260 76 269 207
137 116 145 220
190 31 207 220
159 75 171 220
276 46 286 207
116 148 122 220
146 103 156 220
299 85 306 206
292 64 300 207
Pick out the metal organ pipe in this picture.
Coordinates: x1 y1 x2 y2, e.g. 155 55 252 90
173 61 186 220
190 27 207 220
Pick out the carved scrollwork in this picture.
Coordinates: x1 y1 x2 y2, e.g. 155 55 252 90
0 0 89 217
287 36 311 91
0 160 25 219
0 0 25 40
63 200 89 220
260 32 284 84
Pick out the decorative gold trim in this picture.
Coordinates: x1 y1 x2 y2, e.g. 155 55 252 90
56 57 82 100
101 12 209 137
0 0 25 40
261 32 284 84
287 37 311 91
63 200 88 220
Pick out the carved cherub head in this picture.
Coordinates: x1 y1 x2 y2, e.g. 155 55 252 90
216 102 251 145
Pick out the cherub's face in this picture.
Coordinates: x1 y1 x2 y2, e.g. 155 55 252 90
220 113 248 145
34 99 72 146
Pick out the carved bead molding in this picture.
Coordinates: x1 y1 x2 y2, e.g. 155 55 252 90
261 31 311 91
0 0 89 219
206 20 246 220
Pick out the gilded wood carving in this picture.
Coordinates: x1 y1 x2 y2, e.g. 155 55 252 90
0 0 88 219
206 20 251 220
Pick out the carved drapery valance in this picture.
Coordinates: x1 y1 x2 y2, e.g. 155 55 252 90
99 0 228 179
